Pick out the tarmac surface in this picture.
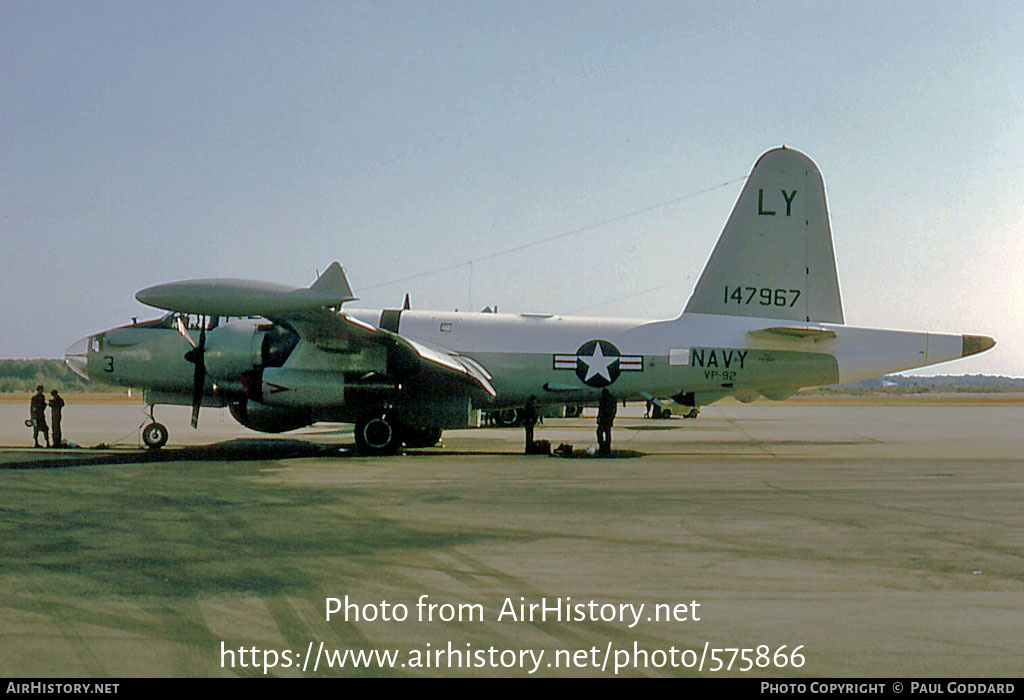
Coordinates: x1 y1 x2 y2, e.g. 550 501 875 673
0 400 1021 677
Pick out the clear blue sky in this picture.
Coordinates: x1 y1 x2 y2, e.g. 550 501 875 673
2 1 1021 375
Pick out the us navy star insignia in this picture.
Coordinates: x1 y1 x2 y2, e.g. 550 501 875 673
553 340 643 387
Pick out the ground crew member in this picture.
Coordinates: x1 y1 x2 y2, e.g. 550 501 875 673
597 388 617 456
30 385 50 448
49 390 65 448
523 396 538 454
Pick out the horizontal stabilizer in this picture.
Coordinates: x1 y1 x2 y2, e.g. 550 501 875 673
748 326 837 341
962 334 996 358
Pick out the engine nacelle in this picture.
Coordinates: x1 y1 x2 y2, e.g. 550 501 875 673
260 368 346 407
229 400 313 433
205 321 299 379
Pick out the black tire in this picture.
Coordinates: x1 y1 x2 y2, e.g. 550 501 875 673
355 412 402 456
564 405 582 418
142 422 168 450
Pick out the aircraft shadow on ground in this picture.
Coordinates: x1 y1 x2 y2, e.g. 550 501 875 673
0 439 646 469
413 449 645 459
550 449 645 459
0 439 347 469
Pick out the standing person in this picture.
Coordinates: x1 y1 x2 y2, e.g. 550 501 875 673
49 390 65 448
30 385 50 448
597 388 617 456
523 396 538 454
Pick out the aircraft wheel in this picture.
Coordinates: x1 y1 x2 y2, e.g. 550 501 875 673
402 425 442 448
142 422 169 450
685 408 699 419
355 413 402 456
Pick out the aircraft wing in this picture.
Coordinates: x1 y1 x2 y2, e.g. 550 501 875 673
135 261 496 397
268 308 497 397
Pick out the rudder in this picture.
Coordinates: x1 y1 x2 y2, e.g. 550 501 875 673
683 147 844 324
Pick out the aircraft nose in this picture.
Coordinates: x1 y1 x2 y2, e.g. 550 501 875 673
64 336 90 380
961 334 996 358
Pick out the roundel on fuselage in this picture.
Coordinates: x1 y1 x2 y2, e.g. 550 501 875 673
574 339 622 387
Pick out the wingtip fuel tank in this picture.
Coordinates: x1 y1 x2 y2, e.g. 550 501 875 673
135 263 358 316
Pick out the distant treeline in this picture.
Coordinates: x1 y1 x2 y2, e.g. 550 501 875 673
0 359 116 394
815 374 1024 395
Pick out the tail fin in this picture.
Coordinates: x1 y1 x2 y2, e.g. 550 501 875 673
310 261 358 304
683 147 844 324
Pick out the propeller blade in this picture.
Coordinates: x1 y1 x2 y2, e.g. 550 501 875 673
175 315 198 348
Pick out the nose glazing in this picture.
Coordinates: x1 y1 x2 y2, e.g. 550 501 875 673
64 336 90 380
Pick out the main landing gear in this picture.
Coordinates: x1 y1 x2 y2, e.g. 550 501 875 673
354 410 402 456
353 410 444 455
142 405 168 449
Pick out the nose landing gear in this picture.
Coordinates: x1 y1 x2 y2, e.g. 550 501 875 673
142 405 168 449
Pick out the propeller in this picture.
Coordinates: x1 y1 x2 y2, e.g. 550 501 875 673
178 316 207 429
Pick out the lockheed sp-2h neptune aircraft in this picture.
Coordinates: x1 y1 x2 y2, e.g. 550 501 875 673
64 147 995 454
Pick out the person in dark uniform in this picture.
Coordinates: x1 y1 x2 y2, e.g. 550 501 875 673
597 388 617 456
49 390 65 448
30 385 50 448
523 395 539 454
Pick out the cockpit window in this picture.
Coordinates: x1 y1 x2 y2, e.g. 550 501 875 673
149 312 260 330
